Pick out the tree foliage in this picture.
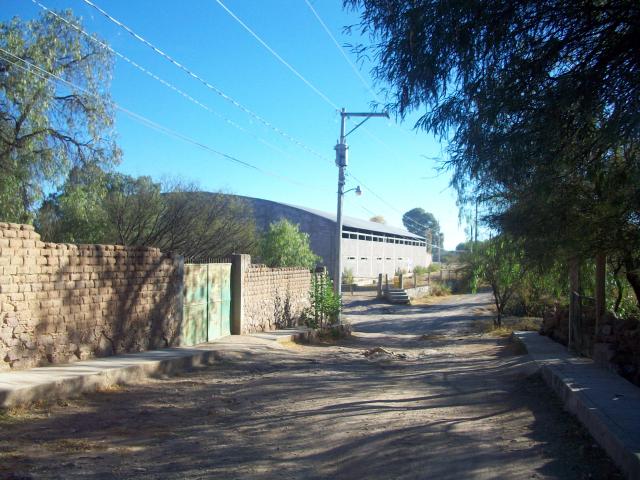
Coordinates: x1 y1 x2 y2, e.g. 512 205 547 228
260 219 320 270
465 236 528 327
348 0 640 305
369 215 386 224
37 171 257 259
36 163 110 243
1 10 119 222
402 207 440 238
456 242 471 252
138 190 258 259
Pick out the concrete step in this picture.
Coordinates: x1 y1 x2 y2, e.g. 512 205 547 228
388 298 410 304
384 288 410 304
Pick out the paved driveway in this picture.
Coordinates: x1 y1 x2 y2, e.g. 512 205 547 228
0 294 620 479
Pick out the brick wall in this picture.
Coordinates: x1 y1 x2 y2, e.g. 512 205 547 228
242 264 311 333
0 223 183 371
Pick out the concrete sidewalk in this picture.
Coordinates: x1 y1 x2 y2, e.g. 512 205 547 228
0 328 312 409
515 331 640 480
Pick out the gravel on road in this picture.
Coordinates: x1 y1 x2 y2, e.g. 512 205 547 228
0 293 621 479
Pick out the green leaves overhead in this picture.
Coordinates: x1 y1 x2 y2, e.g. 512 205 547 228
348 0 640 302
1 10 119 222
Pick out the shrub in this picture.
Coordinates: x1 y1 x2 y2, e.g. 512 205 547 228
430 281 451 296
261 219 319 270
342 268 354 286
413 265 429 276
302 274 342 329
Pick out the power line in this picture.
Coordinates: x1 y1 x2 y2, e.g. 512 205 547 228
81 0 330 163
0 47 320 191
212 0 398 157
210 0 424 200
303 0 376 100
348 171 443 240
214 0 339 111
303 0 426 147
33 0 303 166
72 1 440 239
5 41 435 243
80 0 424 180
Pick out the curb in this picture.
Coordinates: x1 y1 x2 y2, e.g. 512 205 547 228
513 331 640 480
248 328 314 344
0 329 312 409
0 347 232 409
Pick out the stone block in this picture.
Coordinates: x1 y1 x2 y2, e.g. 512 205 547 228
4 350 19 362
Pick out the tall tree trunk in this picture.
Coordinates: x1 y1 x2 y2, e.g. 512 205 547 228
623 255 640 306
625 269 640 307
595 253 606 338
611 261 624 312
569 258 581 351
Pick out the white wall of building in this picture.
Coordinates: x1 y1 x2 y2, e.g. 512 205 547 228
341 230 431 279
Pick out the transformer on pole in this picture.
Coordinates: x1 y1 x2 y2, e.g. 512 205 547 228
334 108 388 322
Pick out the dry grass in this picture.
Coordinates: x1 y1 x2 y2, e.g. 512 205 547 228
51 438 102 452
278 339 307 350
473 305 496 316
411 293 453 306
0 399 56 422
473 316 542 337
95 383 126 394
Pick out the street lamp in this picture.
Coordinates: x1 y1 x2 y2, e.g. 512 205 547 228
345 186 362 196
334 108 388 314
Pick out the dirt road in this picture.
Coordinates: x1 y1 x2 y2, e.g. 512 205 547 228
0 293 620 479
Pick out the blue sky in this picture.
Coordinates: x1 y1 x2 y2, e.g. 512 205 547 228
3 0 469 249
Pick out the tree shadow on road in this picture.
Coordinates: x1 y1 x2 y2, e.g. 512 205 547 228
0 332 622 480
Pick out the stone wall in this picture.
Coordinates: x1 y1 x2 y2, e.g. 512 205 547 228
0 223 183 371
542 307 640 387
242 264 311 333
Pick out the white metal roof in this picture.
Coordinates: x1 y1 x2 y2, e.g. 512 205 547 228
282 203 425 240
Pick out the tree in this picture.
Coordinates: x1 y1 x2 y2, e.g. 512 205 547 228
261 219 320 270
470 237 528 327
1 11 119 222
102 182 258 258
347 1 638 156
347 0 640 305
149 190 258 259
36 163 111 243
455 242 469 252
369 215 386 224
402 208 440 240
37 171 258 258
103 174 164 247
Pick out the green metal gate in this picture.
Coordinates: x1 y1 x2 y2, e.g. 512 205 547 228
182 263 232 346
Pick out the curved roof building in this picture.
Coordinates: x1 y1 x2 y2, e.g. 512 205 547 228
237 195 431 279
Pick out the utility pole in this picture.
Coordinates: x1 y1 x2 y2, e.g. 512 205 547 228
334 108 388 305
